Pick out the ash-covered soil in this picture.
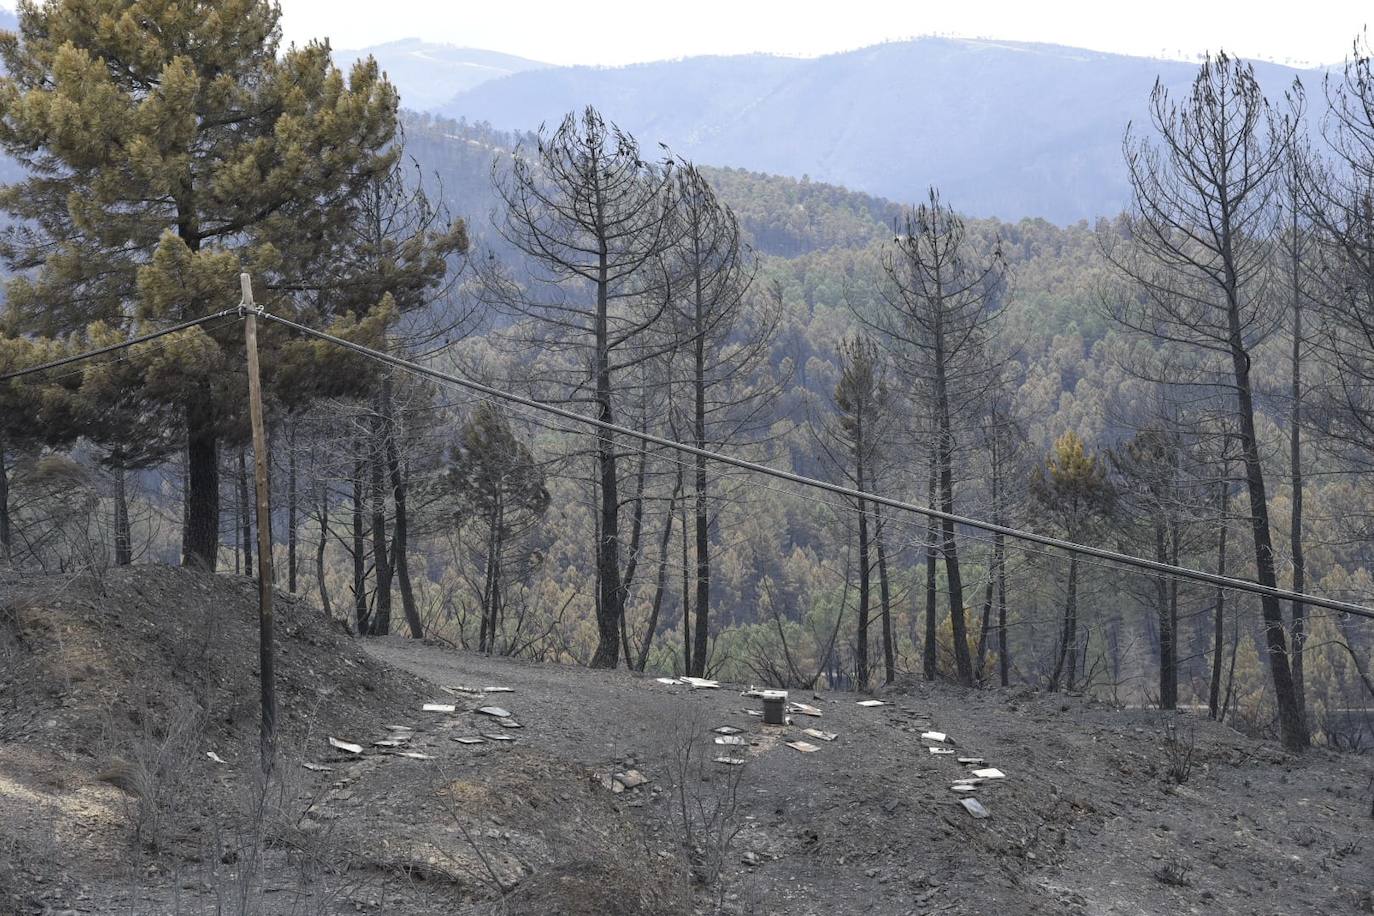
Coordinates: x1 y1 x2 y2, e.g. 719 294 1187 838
1 567 1371 915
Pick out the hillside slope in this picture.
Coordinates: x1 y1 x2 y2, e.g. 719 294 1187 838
438 38 1314 223
2 567 1370 914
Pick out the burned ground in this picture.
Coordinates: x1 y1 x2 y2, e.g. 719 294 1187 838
1 567 1371 915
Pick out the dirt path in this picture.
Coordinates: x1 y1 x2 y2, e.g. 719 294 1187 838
363 639 1374 916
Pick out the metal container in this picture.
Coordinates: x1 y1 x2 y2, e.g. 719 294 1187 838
761 690 788 725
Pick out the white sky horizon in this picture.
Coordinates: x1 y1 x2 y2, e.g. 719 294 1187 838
0 1 1367 70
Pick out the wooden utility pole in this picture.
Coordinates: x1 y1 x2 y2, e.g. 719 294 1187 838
241 273 277 773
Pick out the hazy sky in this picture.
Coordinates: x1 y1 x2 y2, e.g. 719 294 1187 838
267 0 1370 68
0 1 1363 68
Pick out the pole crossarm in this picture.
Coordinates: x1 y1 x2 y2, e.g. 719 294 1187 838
258 310 1374 625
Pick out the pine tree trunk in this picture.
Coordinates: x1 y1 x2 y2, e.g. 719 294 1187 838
638 474 680 672
681 494 692 675
923 454 939 680
591 255 625 669
316 485 332 620
287 421 298 593
1156 520 1177 709
690 339 712 678
369 440 391 636
933 339 973 684
113 465 132 566
0 436 11 562
874 505 895 686
855 485 871 694
1209 479 1229 718
380 381 421 637
182 385 220 570
1050 555 1079 691
996 532 1009 687
352 462 368 634
1290 272 1307 733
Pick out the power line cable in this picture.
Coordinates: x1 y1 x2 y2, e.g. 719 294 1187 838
260 310 1374 624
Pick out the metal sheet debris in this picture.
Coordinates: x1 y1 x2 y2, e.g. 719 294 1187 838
301 762 333 772
328 737 363 755
477 706 513 718
950 784 980 793
481 733 517 742
681 677 721 689
960 798 991 819
802 728 837 742
397 751 435 760
713 726 745 735
713 756 746 766
743 709 763 717
373 738 407 748
656 677 682 685
715 735 747 746
206 751 227 764
928 747 955 755
497 718 522 728
786 740 821 753
451 736 486 745
788 702 823 717
957 757 984 765
422 703 457 713
385 724 414 733
921 731 948 743
856 700 887 707
484 687 515 693
971 768 1005 779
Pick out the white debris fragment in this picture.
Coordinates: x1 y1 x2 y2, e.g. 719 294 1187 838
856 699 887 707
422 703 457 713
957 757 984 765
656 677 682 685
788 702 823 717
397 751 435 760
786 740 820 753
714 735 747 746
206 751 227 764
921 731 948 743
476 706 513 718
971 768 1005 780
451 736 485 745
681 677 721 689
301 762 333 772
802 728 837 742
928 747 955 755
328 737 363 755
713 726 745 735
961 797 991 819
713 756 746 766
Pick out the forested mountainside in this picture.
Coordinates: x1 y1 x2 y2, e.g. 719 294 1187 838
335 40 548 112
433 38 1319 223
0 0 1369 772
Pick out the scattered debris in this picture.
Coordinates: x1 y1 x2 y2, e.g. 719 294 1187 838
656 677 682 685
957 757 984 765
788 702 823 717
384 724 414 733
714 756 746 766
372 738 408 748
484 686 515 693
681 676 721 689
802 728 837 742
715 735 747 746
786 740 821 753
921 731 948 743
301 762 333 772
206 751 227 764
743 709 763 717
856 699 887 707
714 725 745 735
397 751 435 760
477 706 513 718
613 770 649 789
971 768 1005 780
328 737 363 755
960 798 991 819
451 736 486 745
928 747 955 755
950 783 980 793
742 851 762 867
481 733 517 742
422 703 457 713
497 718 522 729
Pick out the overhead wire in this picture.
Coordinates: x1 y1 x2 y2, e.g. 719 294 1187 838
259 310 1374 624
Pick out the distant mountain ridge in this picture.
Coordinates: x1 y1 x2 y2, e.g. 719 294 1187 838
423 37 1318 224
335 39 547 113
